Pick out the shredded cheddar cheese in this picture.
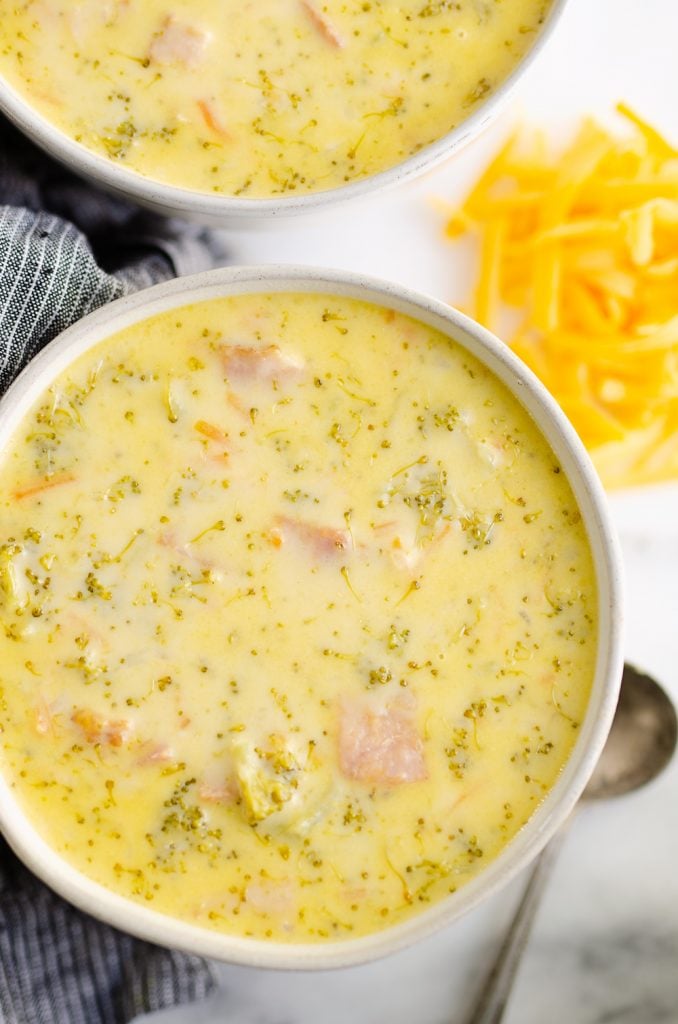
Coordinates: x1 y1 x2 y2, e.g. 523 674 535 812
444 105 678 489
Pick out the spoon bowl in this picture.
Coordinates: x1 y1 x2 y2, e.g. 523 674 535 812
468 662 677 1024
586 664 678 799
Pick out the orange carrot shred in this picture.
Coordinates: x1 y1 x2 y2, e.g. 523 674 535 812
194 420 228 445
300 0 344 48
13 472 75 501
197 98 231 141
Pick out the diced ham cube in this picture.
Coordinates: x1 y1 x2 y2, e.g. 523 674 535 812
149 16 211 68
245 881 295 915
221 344 305 384
34 698 59 737
35 707 51 736
373 519 451 569
373 521 422 570
390 536 422 571
271 515 351 559
68 1 129 43
198 779 239 804
476 435 516 469
157 529 220 572
339 697 427 784
136 742 175 766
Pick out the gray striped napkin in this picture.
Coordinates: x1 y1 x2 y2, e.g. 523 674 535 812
0 117 220 1023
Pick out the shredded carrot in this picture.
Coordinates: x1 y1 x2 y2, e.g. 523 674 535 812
13 472 75 501
71 708 131 747
197 98 231 141
300 0 344 48
442 105 678 489
194 419 229 445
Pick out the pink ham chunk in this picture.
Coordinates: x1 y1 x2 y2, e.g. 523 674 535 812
271 515 351 559
198 779 239 804
157 529 219 572
245 881 295 915
149 16 211 67
68 1 129 43
34 698 60 737
221 344 305 384
136 742 175 766
372 521 421 570
373 520 452 570
339 697 427 784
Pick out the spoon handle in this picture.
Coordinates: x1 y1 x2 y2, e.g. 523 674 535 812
467 825 571 1024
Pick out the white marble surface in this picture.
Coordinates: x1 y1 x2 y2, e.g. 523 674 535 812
139 0 678 1021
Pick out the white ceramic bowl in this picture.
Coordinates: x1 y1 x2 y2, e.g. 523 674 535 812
0 1 569 225
0 265 623 968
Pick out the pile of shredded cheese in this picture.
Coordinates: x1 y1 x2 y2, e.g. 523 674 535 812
445 104 678 489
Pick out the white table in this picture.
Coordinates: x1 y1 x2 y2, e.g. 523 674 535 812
141 1 678 1020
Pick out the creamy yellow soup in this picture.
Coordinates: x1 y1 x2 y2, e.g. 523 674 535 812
0 293 596 943
0 0 551 198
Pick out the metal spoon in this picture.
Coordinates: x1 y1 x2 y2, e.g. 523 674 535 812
467 663 678 1024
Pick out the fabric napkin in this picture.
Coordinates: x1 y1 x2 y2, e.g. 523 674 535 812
0 116 220 1023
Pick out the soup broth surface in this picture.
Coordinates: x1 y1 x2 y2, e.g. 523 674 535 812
0 292 596 942
0 0 551 197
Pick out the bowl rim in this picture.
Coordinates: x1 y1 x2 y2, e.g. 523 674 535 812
0 264 624 969
0 0 569 220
